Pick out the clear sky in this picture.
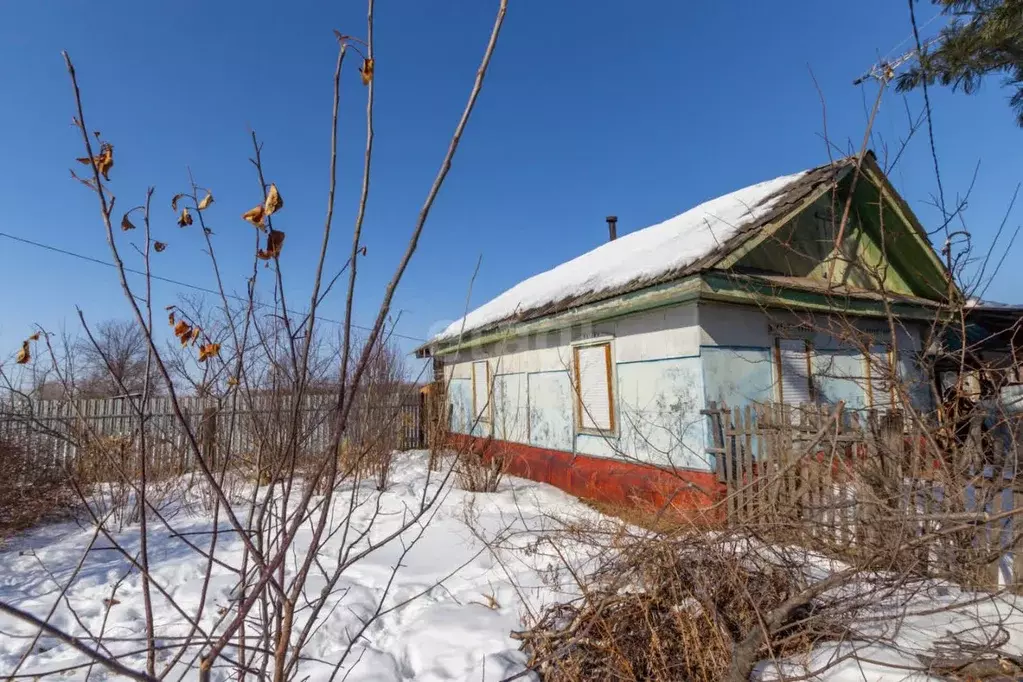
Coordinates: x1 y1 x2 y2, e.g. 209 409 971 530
1 1 1021 366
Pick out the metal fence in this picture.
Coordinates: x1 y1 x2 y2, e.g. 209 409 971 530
0 393 424 473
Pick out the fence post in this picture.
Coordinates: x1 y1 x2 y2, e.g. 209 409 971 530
201 405 218 470
741 405 753 524
723 408 736 525
1014 491 1023 593
982 483 1003 590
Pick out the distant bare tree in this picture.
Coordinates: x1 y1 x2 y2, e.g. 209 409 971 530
75 319 159 398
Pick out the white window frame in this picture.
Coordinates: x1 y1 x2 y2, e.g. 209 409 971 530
471 360 492 423
572 338 617 435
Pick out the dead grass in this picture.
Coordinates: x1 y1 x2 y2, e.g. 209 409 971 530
0 436 77 544
337 438 395 491
454 450 507 493
580 497 706 534
516 534 832 682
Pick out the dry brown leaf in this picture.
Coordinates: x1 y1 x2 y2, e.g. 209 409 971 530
171 194 184 212
168 310 176 326
257 229 285 260
190 326 202 345
28 332 40 341
198 343 220 362
360 58 374 85
242 205 266 231
174 321 193 348
121 213 136 231
15 341 30 365
76 143 114 181
153 241 167 252
198 192 214 211
177 207 193 227
264 184 283 216
227 376 240 387
95 144 113 181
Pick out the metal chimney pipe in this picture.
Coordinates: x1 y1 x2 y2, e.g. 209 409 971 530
606 215 618 241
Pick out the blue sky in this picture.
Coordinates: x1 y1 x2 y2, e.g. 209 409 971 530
1 1 1021 366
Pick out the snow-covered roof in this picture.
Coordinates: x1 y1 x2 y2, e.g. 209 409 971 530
966 298 1023 311
429 159 851 346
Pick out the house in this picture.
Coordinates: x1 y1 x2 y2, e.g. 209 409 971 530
414 152 965 512
947 300 1023 410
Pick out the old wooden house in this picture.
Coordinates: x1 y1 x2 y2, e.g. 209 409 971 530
415 152 1001 511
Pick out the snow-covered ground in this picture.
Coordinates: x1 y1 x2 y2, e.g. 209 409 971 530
2 451 1023 681
758 577 1023 681
0 452 606 681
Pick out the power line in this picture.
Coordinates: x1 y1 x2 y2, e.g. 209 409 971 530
907 0 949 243
0 230 427 343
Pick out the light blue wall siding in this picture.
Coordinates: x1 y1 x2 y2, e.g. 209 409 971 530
448 378 473 435
701 347 775 407
444 302 936 478
700 342 933 414
897 351 933 411
448 377 492 437
527 371 573 451
494 373 529 443
574 433 619 459
814 349 870 410
615 357 708 470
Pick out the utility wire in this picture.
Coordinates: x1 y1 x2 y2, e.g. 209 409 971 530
907 0 949 242
0 230 427 343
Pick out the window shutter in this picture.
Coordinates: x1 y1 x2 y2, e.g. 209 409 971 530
575 343 614 431
777 338 812 407
868 345 895 409
472 361 490 421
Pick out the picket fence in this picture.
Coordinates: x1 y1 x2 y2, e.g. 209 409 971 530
703 401 1023 588
0 393 424 473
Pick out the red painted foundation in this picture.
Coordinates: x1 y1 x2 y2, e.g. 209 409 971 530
447 433 725 522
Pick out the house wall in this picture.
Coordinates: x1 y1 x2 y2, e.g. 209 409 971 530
698 301 933 413
442 300 936 480
443 302 709 471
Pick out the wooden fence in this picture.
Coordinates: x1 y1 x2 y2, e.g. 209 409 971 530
0 393 424 473
703 401 1023 588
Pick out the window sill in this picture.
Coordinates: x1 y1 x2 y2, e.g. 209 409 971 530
575 428 619 439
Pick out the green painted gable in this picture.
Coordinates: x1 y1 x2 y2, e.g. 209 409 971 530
720 157 951 302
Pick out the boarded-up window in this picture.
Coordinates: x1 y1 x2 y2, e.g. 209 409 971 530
471 361 491 422
573 343 615 432
866 345 896 409
776 338 812 406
